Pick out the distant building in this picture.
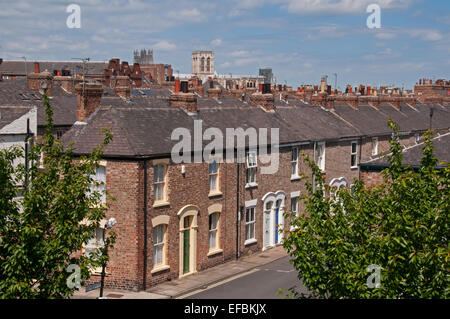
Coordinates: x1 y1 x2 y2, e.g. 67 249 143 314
192 51 214 78
133 49 154 65
259 68 273 85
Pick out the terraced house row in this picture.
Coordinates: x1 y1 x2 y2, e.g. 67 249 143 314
1 64 449 291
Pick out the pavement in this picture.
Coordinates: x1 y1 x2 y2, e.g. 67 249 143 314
72 245 287 299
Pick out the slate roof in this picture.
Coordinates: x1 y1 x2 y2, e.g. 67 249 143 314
60 89 450 158
0 61 108 76
361 132 450 169
0 106 33 130
0 77 77 127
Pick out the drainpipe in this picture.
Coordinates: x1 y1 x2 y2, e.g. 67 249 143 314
236 160 240 260
142 160 148 291
312 141 316 192
358 136 364 182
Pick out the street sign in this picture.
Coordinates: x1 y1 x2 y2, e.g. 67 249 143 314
85 281 101 292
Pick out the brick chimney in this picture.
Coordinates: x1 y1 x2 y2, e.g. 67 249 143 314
27 71 53 95
249 93 275 111
207 86 222 99
115 85 131 99
170 92 198 113
75 82 103 122
53 75 81 94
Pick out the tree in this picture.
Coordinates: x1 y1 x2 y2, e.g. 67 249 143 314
0 92 116 298
282 120 449 299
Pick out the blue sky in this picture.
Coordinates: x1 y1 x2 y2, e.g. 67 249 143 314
0 0 449 89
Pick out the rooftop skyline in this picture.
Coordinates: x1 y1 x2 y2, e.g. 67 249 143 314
1 0 449 89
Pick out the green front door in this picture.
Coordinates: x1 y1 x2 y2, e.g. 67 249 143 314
183 229 190 274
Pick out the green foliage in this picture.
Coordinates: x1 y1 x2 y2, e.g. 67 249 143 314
282 120 449 299
0 92 115 298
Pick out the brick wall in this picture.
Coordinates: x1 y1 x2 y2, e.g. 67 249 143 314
96 130 429 290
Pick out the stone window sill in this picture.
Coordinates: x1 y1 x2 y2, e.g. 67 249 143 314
208 191 223 198
245 182 258 189
153 201 170 208
290 175 301 181
207 248 223 257
151 265 170 274
244 238 257 246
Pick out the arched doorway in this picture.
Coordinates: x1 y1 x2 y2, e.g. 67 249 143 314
261 191 286 250
177 205 199 277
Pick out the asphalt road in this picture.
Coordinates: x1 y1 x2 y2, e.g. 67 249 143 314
184 256 309 299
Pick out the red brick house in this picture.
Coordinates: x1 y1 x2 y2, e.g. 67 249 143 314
57 79 450 291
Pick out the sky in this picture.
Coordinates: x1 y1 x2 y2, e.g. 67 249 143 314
0 0 449 89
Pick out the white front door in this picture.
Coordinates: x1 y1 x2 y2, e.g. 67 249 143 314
263 211 271 249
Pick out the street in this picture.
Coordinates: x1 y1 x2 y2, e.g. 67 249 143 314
183 256 309 299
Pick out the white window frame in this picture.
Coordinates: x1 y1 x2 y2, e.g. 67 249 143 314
317 142 325 171
246 151 258 187
90 165 106 203
85 227 105 273
245 206 256 245
153 165 167 203
208 213 220 251
291 196 299 217
209 159 220 192
371 137 378 156
350 141 358 168
291 147 300 180
153 224 166 267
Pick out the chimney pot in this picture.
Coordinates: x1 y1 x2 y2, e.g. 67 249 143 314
34 62 40 74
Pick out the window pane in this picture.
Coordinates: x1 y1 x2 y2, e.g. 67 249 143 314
209 175 217 190
209 161 218 174
291 161 297 176
209 213 218 230
153 246 163 265
351 154 357 167
209 230 217 249
291 198 298 213
154 183 163 201
291 148 298 162
351 142 357 153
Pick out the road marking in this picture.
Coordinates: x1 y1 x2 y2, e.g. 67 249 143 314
176 268 260 299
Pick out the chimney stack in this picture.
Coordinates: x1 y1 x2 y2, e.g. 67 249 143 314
34 62 40 74
75 82 103 122
207 86 222 100
249 92 275 111
115 85 131 99
27 71 53 95
170 92 198 113
174 79 181 93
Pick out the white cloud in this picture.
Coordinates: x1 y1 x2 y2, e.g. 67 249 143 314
410 29 443 42
154 40 176 51
375 32 397 40
211 38 222 46
230 50 251 57
273 0 415 15
168 8 206 23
